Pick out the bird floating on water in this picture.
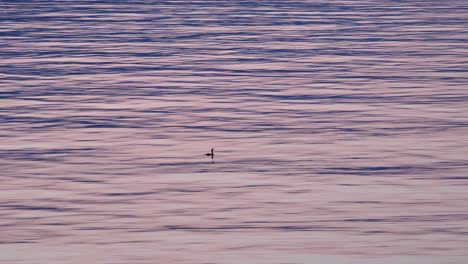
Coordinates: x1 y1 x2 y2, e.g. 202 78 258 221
205 148 214 159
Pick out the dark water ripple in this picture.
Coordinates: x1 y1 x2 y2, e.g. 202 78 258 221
1 1 468 263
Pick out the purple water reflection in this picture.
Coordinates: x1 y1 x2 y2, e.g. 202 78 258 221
1 1 468 263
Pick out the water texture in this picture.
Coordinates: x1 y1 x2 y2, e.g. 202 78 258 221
1 1 468 263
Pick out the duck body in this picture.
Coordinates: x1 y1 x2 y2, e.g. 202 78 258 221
205 148 214 159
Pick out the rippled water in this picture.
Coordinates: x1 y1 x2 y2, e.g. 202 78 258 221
1 1 468 263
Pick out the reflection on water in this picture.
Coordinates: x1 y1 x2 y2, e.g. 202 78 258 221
1 1 468 263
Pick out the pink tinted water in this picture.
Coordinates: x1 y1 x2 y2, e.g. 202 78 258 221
1 1 468 263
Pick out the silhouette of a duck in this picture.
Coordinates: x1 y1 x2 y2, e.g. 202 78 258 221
205 148 214 159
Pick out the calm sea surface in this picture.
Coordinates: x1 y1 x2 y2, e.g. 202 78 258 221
1 1 468 263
